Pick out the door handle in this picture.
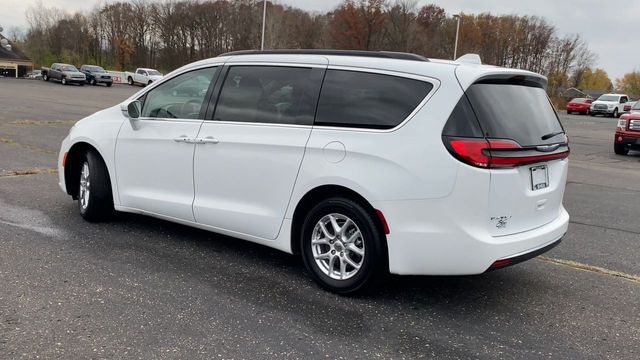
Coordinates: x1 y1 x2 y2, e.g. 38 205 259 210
198 136 219 144
173 135 197 144
173 135 189 143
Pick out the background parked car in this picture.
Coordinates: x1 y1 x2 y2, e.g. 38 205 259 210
41 63 86 85
566 97 592 115
80 65 113 87
589 93 629 118
623 100 637 113
124 68 163 86
614 112 640 155
25 69 42 79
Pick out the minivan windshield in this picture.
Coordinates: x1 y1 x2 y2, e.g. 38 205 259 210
597 95 619 102
465 84 565 147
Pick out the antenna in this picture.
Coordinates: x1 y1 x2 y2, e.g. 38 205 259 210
456 54 482 65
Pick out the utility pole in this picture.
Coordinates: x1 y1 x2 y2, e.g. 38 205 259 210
261 0 267 51
453 14 461 60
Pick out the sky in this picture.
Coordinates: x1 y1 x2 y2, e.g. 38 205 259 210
0 0 636 81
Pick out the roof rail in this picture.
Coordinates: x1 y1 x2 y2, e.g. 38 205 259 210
218 49 430 62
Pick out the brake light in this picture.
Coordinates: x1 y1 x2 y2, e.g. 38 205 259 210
446 138 569 168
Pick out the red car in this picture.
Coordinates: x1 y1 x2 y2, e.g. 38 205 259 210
566 98 593 115
614 113 640 155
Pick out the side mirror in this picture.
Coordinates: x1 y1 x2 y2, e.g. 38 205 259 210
126 100 141 119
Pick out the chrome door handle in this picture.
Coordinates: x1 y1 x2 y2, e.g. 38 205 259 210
198 136 219 144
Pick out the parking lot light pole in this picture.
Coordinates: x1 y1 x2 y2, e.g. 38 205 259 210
453 14 461 60
261 0 267 51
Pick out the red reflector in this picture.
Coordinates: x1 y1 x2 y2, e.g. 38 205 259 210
62 152 68 167
490 259 512 268
375 209 390 235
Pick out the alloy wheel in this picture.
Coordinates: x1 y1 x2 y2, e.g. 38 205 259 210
311 213 365 280
79 162 91 210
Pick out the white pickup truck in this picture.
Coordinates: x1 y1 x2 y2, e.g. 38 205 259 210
124 68 163 86
590 93 630 118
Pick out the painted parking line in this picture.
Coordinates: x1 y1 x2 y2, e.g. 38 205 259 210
0 167 57 178
538 256 640 284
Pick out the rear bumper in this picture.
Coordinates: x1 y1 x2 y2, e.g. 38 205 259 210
486 237 562 271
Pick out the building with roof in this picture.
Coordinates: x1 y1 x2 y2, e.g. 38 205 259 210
0 34 33 78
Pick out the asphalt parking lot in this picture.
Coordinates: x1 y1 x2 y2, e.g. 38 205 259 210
0 78 638 359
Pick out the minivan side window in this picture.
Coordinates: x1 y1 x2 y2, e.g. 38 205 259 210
140 67 218 119
315 70 433 129
213 66 321 126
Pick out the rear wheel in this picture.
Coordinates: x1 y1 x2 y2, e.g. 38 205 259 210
128 77 134 86
78 150 114 222
90 78 97 86
43 74 49 81
301 197 386 294
614 143 629 155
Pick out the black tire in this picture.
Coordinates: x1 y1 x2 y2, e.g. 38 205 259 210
128 77 134 86
614 143 629 155
77 150 114 222
106 82 112 87
90 78 97 86
147 80 153 86
612 109 619 118
590 112 595 117
61 77 67 85
300 197 386 294
79 82 84 86
43 74 49 81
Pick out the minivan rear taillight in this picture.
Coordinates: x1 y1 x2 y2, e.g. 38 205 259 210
445 137 570 169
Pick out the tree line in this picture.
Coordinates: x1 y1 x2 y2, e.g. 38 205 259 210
14 0 619 96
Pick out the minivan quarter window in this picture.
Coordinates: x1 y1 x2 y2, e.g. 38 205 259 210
315 70 433 129
212 65 322 126
140 67 218 120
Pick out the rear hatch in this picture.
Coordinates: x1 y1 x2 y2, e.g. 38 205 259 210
443 75 569 236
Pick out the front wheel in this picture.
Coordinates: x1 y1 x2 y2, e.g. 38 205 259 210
78 151 114 222
301 197 386 294
612 109 619 118
61 77 67 85
90 78 97 86
614 143 629 155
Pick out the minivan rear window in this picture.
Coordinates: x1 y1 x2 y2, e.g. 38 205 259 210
465 84 564 146
315 70 433 129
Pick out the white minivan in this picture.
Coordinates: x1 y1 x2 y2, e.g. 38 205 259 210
58 50 570 293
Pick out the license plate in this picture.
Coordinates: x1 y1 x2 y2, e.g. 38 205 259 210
530 165 548 191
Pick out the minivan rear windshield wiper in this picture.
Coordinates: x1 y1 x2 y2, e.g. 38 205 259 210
541 131 565 141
